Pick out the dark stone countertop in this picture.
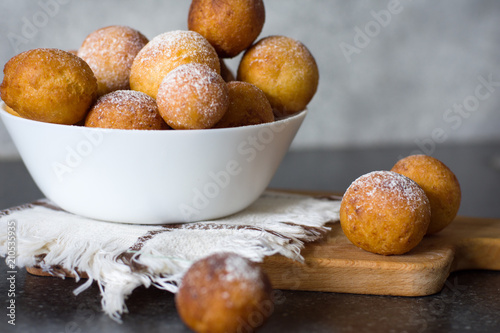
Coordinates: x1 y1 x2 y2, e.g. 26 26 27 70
1 142 499 333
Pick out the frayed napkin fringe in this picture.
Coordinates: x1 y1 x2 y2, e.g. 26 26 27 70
0 191 340 321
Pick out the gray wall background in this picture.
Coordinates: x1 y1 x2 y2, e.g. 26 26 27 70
0 0 499 159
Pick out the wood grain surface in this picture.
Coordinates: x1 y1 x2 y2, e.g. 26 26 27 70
262 215 500 296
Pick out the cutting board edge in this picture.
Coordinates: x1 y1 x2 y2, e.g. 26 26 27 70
262 247 456 296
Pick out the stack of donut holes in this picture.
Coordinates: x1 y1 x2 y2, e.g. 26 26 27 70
340 154 461 256
1 0 319 132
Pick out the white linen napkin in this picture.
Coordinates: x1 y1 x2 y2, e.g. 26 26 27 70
0 190 340 321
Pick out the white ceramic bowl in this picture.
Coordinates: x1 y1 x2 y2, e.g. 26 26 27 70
0 102 306 224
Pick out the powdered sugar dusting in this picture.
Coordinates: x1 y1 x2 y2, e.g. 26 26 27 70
86 90 167 129
221 253 262 283
78 26 148 95
129 30 221 98
157 62 228 129
242 35 317 80
347 171 430 218
136 30 216 65
96 90 155 112
201 253 264 290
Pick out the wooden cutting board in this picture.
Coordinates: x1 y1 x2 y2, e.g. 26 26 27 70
27 190 500 297
261 214 500 296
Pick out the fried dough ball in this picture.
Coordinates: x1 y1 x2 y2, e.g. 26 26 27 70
2 105 21 117
391 155 461 234
188 0 265 58
156 63 229 129
237 35 319 117
220 59 235 82
340 171 431 255
129 30 220 99
176 252 274 333
78 25 149 96
85 90 168 130
0 48 97 124
214 81 274 128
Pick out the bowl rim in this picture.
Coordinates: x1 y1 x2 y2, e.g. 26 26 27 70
0 101 307 135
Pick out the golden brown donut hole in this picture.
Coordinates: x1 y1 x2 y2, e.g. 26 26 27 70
237 35 319 117
129 30 220 99
214 81 274 128
156 63 229 130
0 48 97 125
78 25 149 97
85 90 169 130
340 171 431 255
176 252 274 333
188 0 266 58
3 105 21 117
391 155 461 234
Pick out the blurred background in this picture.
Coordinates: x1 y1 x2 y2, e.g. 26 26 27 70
0 0 499 159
